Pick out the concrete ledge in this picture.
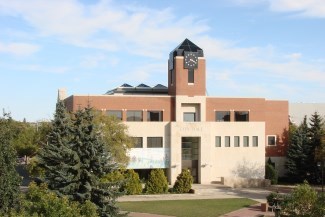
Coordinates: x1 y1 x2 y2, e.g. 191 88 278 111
222 177 271 188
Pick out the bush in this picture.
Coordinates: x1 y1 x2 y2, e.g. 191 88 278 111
280 181 323 217
266 192 279 205
173 169 193 193
101 169 142 195
13 182 99 217
265 163 278 184
145 169 168 194
123 170 142 195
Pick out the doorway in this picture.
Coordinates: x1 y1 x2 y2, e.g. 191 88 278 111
181 137 200 183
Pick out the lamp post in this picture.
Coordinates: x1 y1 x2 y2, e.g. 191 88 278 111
317 161 324 193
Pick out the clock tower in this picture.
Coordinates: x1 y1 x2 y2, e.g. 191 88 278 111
168 39 206 96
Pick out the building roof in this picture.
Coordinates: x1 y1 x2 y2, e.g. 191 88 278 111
170 38 204 57
105 83 168 95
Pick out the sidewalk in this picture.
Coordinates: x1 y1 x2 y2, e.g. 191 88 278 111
220 204 274 217
121 184 275 217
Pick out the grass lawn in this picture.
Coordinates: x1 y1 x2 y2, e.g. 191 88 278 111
119 198 257 217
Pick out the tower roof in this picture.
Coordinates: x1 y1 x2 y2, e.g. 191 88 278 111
170 38 204 57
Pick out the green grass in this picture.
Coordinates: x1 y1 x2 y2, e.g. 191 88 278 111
119 198 257 217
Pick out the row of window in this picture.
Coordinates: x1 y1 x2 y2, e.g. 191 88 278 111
215 136 258 147
216 111 249 122
133 137 163 148
107 110 249 122
132 135 276 148
107 110 163 122
215 135 277 147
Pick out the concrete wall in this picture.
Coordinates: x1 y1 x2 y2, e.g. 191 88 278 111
169 122 265 184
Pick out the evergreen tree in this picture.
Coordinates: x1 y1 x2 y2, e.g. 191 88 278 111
71 107 124 217
38 100 80 198
0 112 21 214
286 116 310 182
308 112 324 183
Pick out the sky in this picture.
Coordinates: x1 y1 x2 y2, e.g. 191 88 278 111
0 0 324 122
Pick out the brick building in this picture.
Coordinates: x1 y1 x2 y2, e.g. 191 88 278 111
63 39 288 186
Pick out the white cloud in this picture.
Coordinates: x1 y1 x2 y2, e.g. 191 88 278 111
0 42 39 56
231 0 325 18
0 0 209 58
269 0 325 18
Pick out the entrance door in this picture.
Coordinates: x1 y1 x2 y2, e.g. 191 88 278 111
181 137 199 183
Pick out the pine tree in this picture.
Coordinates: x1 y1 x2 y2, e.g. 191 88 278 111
0 112 21 214
71 107 124 217
307 112 324 183
38 100 80 198
286 116 310 182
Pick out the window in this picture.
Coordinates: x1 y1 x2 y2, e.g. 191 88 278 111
133 137 143 148
215 136 221 147
147 137 163 148
234 136 240 147
127 110 142 121
147 111 163 122
188 68 194 83
216 111 230 122
253 136 258 147
170 70 173 85
243 136 249 147
235 111 249 122
182 137 199 160
183 112 196 122
107 110 122 120
225 136 230 147
267 135 276 146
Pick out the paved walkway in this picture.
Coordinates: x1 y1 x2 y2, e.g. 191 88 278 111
120 184 275 217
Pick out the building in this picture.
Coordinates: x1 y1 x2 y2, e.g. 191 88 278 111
289 103 325 126
63 39 289 186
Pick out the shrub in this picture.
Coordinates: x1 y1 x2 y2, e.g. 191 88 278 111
123 170 142 195
15 182 99 217
173 169 193 193
145 169 168 194
265 163 278 184
101 169 125 183
280 181 321 216
266 192 279 205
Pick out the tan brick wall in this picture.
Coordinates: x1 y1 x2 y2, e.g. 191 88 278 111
265 100 289 157
168 57 206 96
65 95 175 122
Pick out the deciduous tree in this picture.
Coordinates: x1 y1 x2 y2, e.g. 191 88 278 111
0 112 21 214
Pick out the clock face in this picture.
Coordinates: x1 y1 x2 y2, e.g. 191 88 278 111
184 52 198 69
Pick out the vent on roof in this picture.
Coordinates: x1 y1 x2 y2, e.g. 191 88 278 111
137 83 150 88
120 83 133 87
153 84 167 89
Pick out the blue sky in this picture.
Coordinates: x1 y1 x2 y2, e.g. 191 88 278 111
0 0 324 122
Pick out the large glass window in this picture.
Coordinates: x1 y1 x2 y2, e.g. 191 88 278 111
234 136 240 147
243 136 249 147
235 111 249 122
225 136 230 147
132 137 143 148
253 136 258 147
147 137 163 148
182 137 199 160
267 135 276 146
106 110 122 120
188 69 194 83
216 111 230 122
215 136 221 147
183 112 196 122
127 110 142 121
147 111 163 122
